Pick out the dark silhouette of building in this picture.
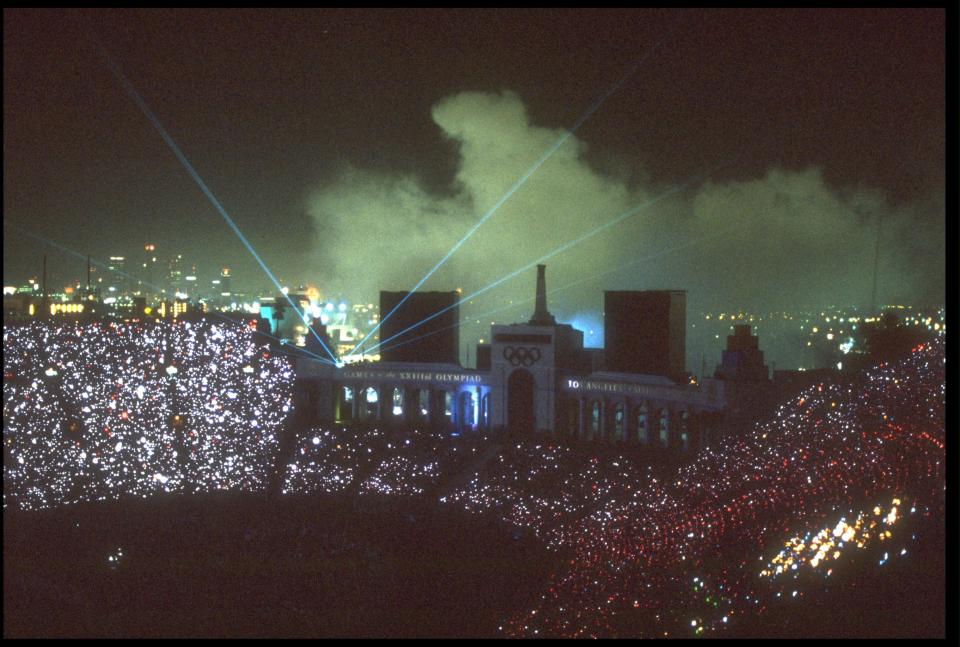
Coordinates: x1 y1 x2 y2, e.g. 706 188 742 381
714 324 769 381
772 367 835 399
603 290 686 380
304 321 334 361
860 312 932 366
379 291 459 364
475 343 491 370
714 324 774 442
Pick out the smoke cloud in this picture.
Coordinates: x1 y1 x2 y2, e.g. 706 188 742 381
305 90 944 369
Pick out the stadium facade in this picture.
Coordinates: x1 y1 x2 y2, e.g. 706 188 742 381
294 266 759 453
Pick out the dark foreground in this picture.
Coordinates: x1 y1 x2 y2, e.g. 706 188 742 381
3 492 559 638
3 491 945 639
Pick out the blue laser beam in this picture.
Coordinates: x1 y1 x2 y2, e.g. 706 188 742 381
4 222 337 365
86 37 338 363
371 222 745 358
352 29 675 357
362 110 780 358
362 174 702 356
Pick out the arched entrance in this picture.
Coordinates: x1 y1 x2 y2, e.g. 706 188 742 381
635 406 648 445
612 403 625 443
458 391 474 434
507 369 535 435
391 387 403 419
362 387 379 420
336 386 354 423
589 400 601 439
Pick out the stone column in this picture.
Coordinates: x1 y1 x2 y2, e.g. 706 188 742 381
333 382 341 422
637 402 647 446
429 387 443 431
680 410 690 453
667 409 681 452
577 398 585 440
475 385 483 432
482 392 490 433
613 398 630 444
666 408 676 450
378 383 388 423
403 387 417 425
598 398 607 443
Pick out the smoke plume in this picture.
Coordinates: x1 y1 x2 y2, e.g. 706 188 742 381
306 90 944 369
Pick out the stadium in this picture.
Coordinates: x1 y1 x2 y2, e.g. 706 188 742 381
3 301 945 637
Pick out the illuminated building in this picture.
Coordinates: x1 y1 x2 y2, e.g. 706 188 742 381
295 267 725 447
484 265 591 435
183 270 198 298
219 267 232 299
141 243 159 300
106 256 128 296
254 291 317 348
50 302 85 315
171 298 190 318
167 254 183 295
15 279 40 295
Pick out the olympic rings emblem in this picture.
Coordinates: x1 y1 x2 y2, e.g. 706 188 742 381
502 345 541 367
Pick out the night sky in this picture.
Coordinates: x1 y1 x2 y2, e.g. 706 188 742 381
3 9 945 350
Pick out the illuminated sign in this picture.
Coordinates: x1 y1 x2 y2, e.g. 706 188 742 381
340 369 484 384
564 378 719 405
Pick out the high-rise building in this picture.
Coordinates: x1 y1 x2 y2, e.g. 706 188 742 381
379 291 459 364
603 290 686 380
141 243 159 300
106 256 127 297
714 324 769 381
219 268 232 299
714 324 773 440
167 254 184 296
